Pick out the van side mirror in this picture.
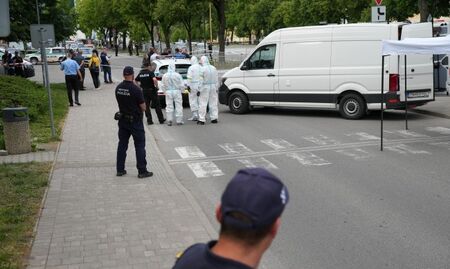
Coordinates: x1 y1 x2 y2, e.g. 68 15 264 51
240 61 249 70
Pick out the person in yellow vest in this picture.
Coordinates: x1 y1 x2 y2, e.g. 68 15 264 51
88 49 101 88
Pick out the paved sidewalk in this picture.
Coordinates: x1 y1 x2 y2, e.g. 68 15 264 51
0 151 55 164
27 83 216 269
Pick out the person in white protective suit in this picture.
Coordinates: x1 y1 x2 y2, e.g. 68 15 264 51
198 55 219 125
161 62 184 126
186 56 201 121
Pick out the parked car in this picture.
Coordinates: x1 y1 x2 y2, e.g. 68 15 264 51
152 58 191 107
24 47 66 64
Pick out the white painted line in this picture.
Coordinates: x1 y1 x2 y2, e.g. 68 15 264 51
303 135 340 146
238 157 278 169
429 141 450 149
426 126 450 135
336 148 371 160
175 146 206 159
347 132 379 141
260 139 295 150
219 143 253 154
287 152 331 166
187 162 224 178
395 130 429 138
385 144 431 155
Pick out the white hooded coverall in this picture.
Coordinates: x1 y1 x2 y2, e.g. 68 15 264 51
187 56 201 120
162 62 184 124
199 56 219 122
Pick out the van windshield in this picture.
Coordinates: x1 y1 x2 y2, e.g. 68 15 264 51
248 44 276 69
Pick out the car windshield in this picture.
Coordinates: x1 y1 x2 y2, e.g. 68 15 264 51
80 48 92 55
158 64 191 79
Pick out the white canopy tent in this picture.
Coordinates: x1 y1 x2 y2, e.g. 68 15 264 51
379 35 450 150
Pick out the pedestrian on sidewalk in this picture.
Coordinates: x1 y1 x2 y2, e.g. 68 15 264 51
100 49 113 83
186 56 201 121
60 50 82 106
73 49 86 90
197 55 219 125
135 62 165 125
115 66 153 178
88 49 101 88
161 62 184 126
172 167 289 269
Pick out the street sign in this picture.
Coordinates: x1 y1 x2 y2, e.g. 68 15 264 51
372 6 386 23
30 24 55 49
0 0 10 37
375 0 383 6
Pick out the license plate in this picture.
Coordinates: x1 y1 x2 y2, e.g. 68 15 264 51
408 91 429 98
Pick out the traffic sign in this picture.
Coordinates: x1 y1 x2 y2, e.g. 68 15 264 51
372 6 386 23
375 0 383 5
30 24 55 49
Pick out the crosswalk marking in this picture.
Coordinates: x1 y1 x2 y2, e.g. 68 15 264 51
187 162 224 178
385 144 431 155
303 135 340 146
219 143 253 154
175 146 206 159
287 152 331 166
335 148 371 160
395 130 429 138
347 132 379 141
238 157 278 169
429 141 450 150
426 126 450 135
260 139 295 150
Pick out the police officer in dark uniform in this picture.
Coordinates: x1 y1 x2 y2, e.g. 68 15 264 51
172 168 289 269
135 62 165 125
115 66 153 178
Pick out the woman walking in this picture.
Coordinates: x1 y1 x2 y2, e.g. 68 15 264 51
89 49 101 88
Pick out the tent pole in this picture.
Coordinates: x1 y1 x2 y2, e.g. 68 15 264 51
381 55 386 151
404 55 408 130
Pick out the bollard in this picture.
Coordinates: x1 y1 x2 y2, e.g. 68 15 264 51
2 107 31 154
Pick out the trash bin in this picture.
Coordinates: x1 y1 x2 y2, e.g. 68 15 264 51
2 107 31 154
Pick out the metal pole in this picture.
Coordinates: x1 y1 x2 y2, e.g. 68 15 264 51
381 55 386 151
39 28 56 137
404 55 408 130
35 0 40 24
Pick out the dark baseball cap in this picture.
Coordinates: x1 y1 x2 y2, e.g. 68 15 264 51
123 66 134 76
221 168 289 230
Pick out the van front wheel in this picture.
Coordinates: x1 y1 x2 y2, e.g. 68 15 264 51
229 92 250 114
339 94 366 119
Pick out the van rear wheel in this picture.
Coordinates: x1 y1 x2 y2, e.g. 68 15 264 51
229 91 249 114
339 94 366 119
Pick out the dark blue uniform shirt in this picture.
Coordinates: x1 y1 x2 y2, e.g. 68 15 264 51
115 80 145 119
172 241 252 269
135 69 156 91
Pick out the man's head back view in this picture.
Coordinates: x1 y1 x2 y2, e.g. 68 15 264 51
172 167 289 269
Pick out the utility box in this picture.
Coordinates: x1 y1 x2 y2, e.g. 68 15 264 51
2 107 31 154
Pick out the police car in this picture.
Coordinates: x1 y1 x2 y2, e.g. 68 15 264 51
152 58 191 107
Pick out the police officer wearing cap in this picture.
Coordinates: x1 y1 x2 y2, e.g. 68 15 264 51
135 62 165 125
172 167 289 269
115 66 153 178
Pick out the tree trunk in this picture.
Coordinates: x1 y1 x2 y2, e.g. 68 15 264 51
122 33 126 50
162 25 171 50
213 0 226 64
151 21 155 48
419 0 430 22
231 29 234 43
248 31 252 45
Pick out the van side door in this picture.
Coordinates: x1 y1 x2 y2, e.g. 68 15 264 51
242 44 278 106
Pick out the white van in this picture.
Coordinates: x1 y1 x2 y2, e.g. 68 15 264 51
219 23 434 119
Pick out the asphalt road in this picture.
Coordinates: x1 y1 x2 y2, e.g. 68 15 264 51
35 54 450 269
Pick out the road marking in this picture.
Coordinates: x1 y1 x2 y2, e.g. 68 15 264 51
219 143 253 154
429 141 450 150
187 162 224 178
347 132 380 141
335 148 371 160
238 157 278 169
168 135 450 165
175 146 206 159
385 144 431 155
260 139 295 150
426 126 450 135
287 152 331 166
395 130 429 138
303 135 340 146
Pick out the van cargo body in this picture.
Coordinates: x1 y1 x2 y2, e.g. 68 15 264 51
219 23 434 119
